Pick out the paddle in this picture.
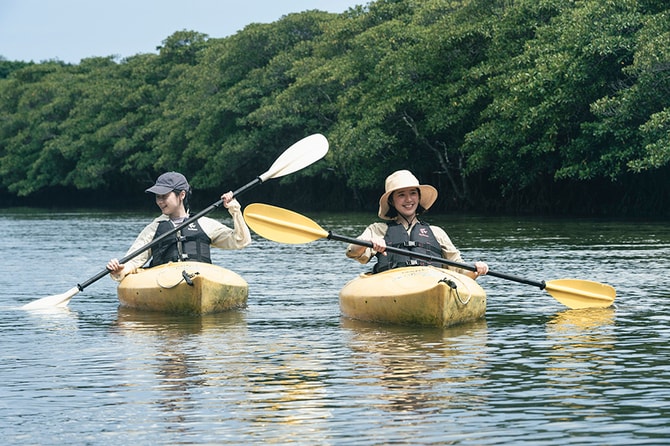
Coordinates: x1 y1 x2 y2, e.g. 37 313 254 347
242 203 616 310
21 134 329 310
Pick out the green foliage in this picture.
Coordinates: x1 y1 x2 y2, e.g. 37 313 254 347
460 0 670 199
0 0 669 215
0 58 33 79
606 10 670 173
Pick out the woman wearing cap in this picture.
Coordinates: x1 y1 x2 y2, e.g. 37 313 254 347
346 170 488 280
106 172 251 281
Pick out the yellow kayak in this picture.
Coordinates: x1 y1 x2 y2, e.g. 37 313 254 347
117 261 248 314
339 266 486 327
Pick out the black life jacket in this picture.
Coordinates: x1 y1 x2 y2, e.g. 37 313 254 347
149 219 212 267
373 221 445 273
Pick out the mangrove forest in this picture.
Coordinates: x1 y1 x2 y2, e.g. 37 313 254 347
1 0 669 217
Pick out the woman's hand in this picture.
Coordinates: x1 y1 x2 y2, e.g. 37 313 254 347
346 236 387 259
221 191 234 208
370 236 387 255
473 261 489 277
107 258 124 274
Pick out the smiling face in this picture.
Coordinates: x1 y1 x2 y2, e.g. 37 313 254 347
391 187 420 220
155 190 186 219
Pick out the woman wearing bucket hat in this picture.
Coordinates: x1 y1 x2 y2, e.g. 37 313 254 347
106 172 251 281
346 170 488 279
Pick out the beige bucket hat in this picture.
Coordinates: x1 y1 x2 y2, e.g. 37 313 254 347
378 170 438 219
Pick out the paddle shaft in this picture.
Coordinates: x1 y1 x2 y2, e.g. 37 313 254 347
77 178 263 291
329 231 547 290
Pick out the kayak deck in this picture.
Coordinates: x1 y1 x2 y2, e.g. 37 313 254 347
117 261 248 315
338 266 486 327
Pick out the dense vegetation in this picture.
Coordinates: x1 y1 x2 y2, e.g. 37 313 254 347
1 0 669 216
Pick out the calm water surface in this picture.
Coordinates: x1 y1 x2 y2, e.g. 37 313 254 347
1 208 669 445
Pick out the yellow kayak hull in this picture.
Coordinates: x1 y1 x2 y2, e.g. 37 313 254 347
339 266 486 327
117 261 248 315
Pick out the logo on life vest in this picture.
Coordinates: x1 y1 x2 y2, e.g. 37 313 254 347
418 227 429 237
187 223 198 231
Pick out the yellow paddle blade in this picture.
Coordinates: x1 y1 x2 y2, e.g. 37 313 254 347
545 279 616 309
243 203 329 244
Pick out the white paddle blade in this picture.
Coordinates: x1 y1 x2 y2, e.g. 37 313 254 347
21 287 79 310
259 134 328 182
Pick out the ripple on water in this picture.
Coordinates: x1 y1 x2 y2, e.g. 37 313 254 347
2 211 670 444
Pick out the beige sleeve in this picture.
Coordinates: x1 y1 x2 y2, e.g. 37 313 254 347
199 199 252 250
345 222 388 264
110 218 162 281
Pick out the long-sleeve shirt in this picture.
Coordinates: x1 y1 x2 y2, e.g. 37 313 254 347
345 221 470 275
111 199 251 281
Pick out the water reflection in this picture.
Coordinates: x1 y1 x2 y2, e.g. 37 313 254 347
20 306 81 336
3 210 670 444
114 307 247 335
544 307 617 376
547 307 616 335
113 308 249 432
341 317 489 414
538 308 618 427
241 341 333 432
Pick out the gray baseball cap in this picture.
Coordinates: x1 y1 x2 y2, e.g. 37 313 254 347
145 172 190 194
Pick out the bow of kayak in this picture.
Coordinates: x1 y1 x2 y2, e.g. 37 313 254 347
117 261 248 315
339 266 486 327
